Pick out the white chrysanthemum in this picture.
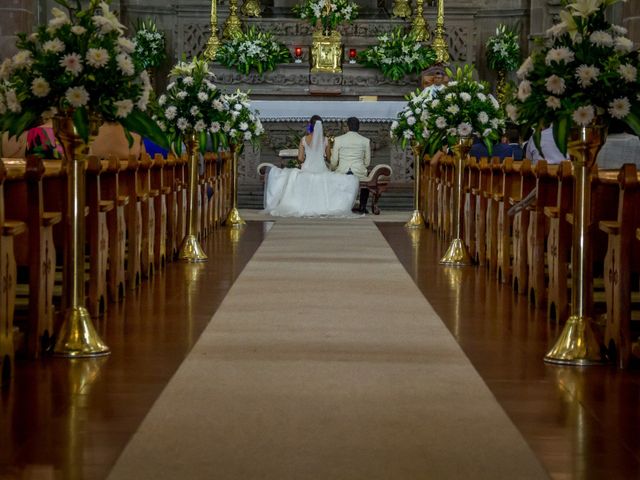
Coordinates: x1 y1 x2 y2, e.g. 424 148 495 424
12 50 33 69
43 39 65 54
572 105 595 126
447 127 458 137
430 99 440 108
546 22 567 38
212 100 224 111
545 47 575 66
157 121 166 132
390 120 398 130
546 96 561 110
190 106 199 117
446 105 460 115
177 117 189 131
545 75 566 95
86 48 110 68
117 37 136 54
31 77 51 97
517 56 534 80
234 103 242 111
65 86 89 108
611 25 628 36
415 107 422 115
460 92 472 102
114 99 134 118
182 76 194 86
197 91 208 102
177 91 187 100
71 25 86 35
608 97 631 119
158 95 167 106
164 106 177 120
244 131 253 140
489 95 499 109
194 120 206 132
490 118 500 129
477 93 487 102
618 64 637 83
229 128 237 137
575 64 599 87
407 116 416 126
137 90 149 111
435 117 447 129
116 53 135 76
615 37 634 53
517 80 531 101
210 122 221 133
445 93 456 101
457 123 473 137
590 31 614 47
60 53 83 76
0 59 13 80
239 122 249 131
403 130 414 139
505 104 519 123
5 89 21 113
478 111 489 124
255 121 263 136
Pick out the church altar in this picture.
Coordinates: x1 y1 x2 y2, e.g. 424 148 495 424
240 99 413 184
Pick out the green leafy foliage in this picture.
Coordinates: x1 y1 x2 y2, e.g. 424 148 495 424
292 0 358 33
132 18 166 71
216 27 291 75
485 24 521 73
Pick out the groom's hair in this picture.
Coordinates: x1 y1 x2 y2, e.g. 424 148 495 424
347 117 360 132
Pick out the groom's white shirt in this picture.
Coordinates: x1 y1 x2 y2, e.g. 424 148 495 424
330 131 371 180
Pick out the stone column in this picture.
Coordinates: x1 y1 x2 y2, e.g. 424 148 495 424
0 0 35 59
622 1 640 46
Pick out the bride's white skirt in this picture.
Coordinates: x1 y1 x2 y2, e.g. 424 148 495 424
264 167 359 217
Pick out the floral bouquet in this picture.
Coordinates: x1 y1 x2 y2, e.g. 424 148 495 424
0 0 165 147
485 24 521 73
216 27 291 75
390 88 432 150
221 89 264 150
507 0 640 154
414 65 504 156
156 56 231 153
359 28 437 81
293 0 358 34
132 18 166 71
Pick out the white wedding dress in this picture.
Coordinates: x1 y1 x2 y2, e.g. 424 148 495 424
263 121 359 217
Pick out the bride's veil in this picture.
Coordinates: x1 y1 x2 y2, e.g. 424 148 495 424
302 120 328 173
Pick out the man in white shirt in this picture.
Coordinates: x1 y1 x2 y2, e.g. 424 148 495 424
420 65 448 100
596 123 640 169
331 117 371 212
524 125 568 164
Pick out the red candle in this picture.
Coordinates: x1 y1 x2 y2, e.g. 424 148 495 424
349 48 357 59
294 47 302 58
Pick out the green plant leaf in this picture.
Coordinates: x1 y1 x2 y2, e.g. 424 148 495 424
121 110 169 151
73 107 90 144
552 117 568 156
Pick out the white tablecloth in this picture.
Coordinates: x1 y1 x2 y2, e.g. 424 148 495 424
251 100 405 123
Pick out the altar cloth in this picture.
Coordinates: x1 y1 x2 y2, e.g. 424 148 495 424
251 100 406 123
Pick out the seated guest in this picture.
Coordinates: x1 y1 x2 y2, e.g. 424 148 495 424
596 120 640 170
420 65 449 99
90 122 142 158
469 128 523 161
524 125 568 164
143 138 169 159
26 121 63 159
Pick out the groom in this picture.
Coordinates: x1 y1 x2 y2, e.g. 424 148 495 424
330 117 371 212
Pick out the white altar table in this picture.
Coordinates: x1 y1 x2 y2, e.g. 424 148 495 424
251 100 406 123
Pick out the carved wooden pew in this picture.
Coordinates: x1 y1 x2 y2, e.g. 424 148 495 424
3 158 60 357
485 157 503 273
0 160 27 381
544 161 573 321
119 157 144 289
150 153 169 269
473 157 491 264
137 153 157 278
496 158 521 284
511 160 536 295
463 156 479 258
599 164 640 368
173 152 188 251
426 153 442 229
100 156 128 302
162 153 179 258
526 161 559 306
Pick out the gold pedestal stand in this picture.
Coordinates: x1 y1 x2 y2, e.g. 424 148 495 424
204 0 221 60
223 0 242 39
410 0 430 42
440 137 473 266
52 115 110 357
178 136 208 262
405 143 425 229
496 70 508 106
225 146 246 228
311 30 342 73
432 0 450 64
544 123 607 365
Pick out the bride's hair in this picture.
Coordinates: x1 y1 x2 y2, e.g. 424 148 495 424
307 115 323 133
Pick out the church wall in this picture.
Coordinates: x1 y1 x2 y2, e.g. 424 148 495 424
0 0 36 59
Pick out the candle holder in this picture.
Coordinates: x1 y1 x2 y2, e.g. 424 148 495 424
348 48 357 64
294 47 303 63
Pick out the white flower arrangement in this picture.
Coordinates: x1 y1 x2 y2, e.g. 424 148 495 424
132 18 166 70
0 0 164 146
507 0 640 153
485 24 521 73
292 0 358 34
221 90 263 149
216 27 291 75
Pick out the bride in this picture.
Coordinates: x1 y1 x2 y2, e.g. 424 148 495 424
264 116 359 217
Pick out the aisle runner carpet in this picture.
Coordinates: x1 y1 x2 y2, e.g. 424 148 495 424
109 219 549 480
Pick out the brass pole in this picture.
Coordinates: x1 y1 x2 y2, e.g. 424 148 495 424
411 0 430 42
225 146 246 227
204 0 221 60
405 142 425 228
544 123 607 365
440 136 473 266
432 0 450 64
223 0 243 39
52 115 109 357
178 135 208 262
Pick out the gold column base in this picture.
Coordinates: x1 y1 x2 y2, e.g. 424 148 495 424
404 210 425 229
544 315 608 366
439 238 473 266
178 234 208 262
53 307 110 357
225 207 246 228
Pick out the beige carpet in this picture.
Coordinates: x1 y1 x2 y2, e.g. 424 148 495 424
108 218 549 480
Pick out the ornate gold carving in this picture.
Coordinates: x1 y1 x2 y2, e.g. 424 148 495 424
311 30 342 73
